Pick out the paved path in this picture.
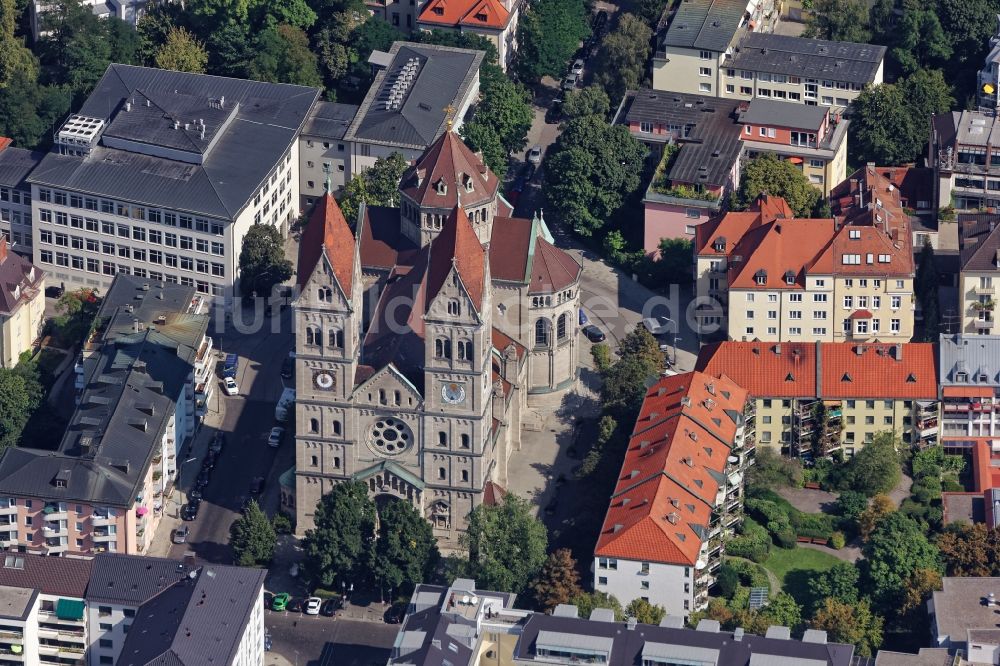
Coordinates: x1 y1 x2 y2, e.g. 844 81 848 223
889 472 914 508
799 540 862 564
777 486 839 514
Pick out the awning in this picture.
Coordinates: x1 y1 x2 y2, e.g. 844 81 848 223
787 157 803 164
943 386 994 398
136 507 148 517
56 598 85 620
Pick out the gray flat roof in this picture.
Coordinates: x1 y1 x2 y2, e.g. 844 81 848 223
345 42 483 150
729 33 885 84
952 110 1000 148
0 147 44 189
874 648 954 666
740 98 828 130
932 577 1000 644
0 586 35 621
302 101 360 140
28 64 319 219
662 0 747 52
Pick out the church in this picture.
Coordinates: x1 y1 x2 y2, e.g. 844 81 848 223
291 131 583 543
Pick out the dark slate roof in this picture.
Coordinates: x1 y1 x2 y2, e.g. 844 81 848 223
0 243 44 316
662 0 748 51
729 33 885 85
739 98 828 130
0 147 44 189
0 553 93 598
618 90 742 187
117 564 266 666
303 101 360 140
27 64 320 219
86 554 196 605
0 276 207 507
344 42 484 150
959 213 1000 272
515 613 855 666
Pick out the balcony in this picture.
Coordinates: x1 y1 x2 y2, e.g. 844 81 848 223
43 523 66 537
0 504 16 516
91 511 115 525
41 504 66 520
976 285 996 296
92 529 116 542
975 318 996 330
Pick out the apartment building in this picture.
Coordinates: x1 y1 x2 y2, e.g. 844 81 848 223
696 341 939 458
957 215 1000 334
0 140 42 257
939 335 1000 441
0 239 45 369
340 42 483 179
0 276 210 555
416 0 520 70
651 0 885 112
0 552 264 666
26 65 319 301
387 578 858 666
738 99 848 195
930 110 1000 212
593 372 751 618
298 102 359 208
831 165 935 247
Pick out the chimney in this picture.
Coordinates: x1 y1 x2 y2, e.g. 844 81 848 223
125 101 131 112
627 617 638 630
219 96 225 109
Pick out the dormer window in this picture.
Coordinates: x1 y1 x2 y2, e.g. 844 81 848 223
475 11 487 21
784 271 795 285
435 179 447 195
463 173 474 192
956 371 968 382
754 270 767 285
849 229 861 239
433 5 444 14
713 237 726 252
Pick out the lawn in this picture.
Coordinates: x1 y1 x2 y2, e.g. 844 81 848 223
763 546 843 606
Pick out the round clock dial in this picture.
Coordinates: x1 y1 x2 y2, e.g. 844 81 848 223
313 370 335 390
441 382 466 405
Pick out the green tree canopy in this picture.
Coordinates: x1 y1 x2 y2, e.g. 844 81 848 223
562 85 611 120
0 0 37 89
238 224 293 299
543 115 647 236
747 447 802 490
154 27 208 73
803 0 871 42
862 512 941 612
337 152 408 225
625 598 666 625
937 523 1000 577
0 368 36 450
460 70 533 177
302 480 377 588
735 152 822 218
229 499 277 566
463 494 548 594
516 0 590 82
39 0 113 99
568 591 624 621
807 562 860 613
529 548 583 612
251 24 323 87
372 498 439 594
600 325 663 422
890 0 952 75
593 14 652 101
844 432 902 496
810 598 884 656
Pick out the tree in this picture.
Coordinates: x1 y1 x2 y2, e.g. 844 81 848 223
337 152 409 225
834 490 869 522
51 288 100 347
593 14 651 102
543 115 647 236
154 27 208 73
737 592 802 635
562 85 611 121
600 325 663 422
0 70 71 151
625 598 666 625
238 224 293 299
810 598 883 656
0 0 37 89
0 368 35 450
136 3 183 65
890 0 952 76
529 548 583 612
803 0 871 42
849 84 919 166
844 432 901 496
568 591 623 621
747 447 802 490
302 481 376 588
898 567 942 621
463 494 548 594
937 523 1000 577
251 24 323 87
460 69 533 177
633 0 668 24
372 499 439 595
735 153 822 218
857 493 895 540
348 17 402 81
808 562 860 612
39 0 113 98
206 20 253 78
938 0 998 102
915 240 941 341
106 14 140 65
516 0 590 83
862 512 941 612
229 499 277 566
460 123 508 178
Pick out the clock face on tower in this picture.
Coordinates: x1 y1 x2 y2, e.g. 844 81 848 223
441 382 466 405
313 370 335 391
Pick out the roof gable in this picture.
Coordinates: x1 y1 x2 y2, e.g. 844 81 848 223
426 205 486 312
297 193 356 292
400 131 499 209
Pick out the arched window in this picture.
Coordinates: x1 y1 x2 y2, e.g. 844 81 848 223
557 313 568 340
461 470 469 482
435 338 452 359
378 389 386 405
315 329 323 347
306 327 315 345
394 390 401 405
309 418 319 433
329 329 344 348
438 432 447 446
457 340 469 360
333 420 342 436
534 319 549 347
438 467 446 480
447 300 460 316
461 434 470 449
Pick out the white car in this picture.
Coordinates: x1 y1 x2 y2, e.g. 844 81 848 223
571 58 585 75
268 426 285 448
304 597 322 615
642 316 673 336
223 376 239 396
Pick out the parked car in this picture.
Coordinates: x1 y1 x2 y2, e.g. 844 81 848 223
267 426 285 448
271 593 291 612
289 563 299 578
223 376 239 396
571 58 585 75
210 432 226 454
196 469 211 488
188 488 202 501
545 99 563 124
582 324 606 343
44 286 65 299
172 526 189 544
561 73 579 91
222 353 239 378
304 597 322 615
527 144 543 165
181 503 199 521
642 316 673 335
321 599 339 617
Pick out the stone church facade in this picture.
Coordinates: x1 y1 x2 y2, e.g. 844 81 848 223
292 131 582 543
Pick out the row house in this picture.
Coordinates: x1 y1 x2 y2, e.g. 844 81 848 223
593 372 752 618
957 214 1000 335
696 341 939 459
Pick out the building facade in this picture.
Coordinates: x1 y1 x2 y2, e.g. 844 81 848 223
298 102 359 208
292 131 581 543
696 341 939 458
931 110 1000 213
957 215 1000 335
592 372 752 619
26 65 318 302
0 140 42 257
0 240 45 369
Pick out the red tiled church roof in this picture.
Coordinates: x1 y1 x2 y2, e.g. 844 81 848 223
400 131 499 210
426 205 486 311
297 193 355 293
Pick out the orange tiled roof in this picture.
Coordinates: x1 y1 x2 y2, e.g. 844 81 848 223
426 204 486 311
694 194 791 257
297 192 356 292
400 131 499 210
695 341 937 400
595 372 748 565
727 218 834 290
418 0 511 29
